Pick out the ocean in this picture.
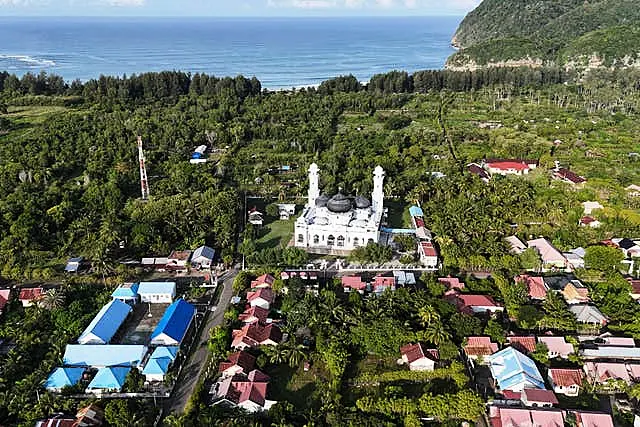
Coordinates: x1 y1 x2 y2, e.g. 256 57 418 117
0 16 460 89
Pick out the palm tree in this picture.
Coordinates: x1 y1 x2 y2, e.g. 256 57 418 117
264 345 287 365
284 343 307 368
40 289 65 310
418 305 440 327
423 322 450 346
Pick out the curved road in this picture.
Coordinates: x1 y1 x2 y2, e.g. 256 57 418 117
164 268 237 415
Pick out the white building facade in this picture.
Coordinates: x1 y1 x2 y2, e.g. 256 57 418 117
294 164 385 254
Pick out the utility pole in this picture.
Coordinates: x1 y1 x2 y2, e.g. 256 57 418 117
138 136 150 200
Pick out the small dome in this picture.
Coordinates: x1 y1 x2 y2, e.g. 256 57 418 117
314 217 329 226
327 192 353 213
315 194 330 208
354 195 371 209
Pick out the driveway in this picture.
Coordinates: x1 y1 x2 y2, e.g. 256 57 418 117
164 268 237 415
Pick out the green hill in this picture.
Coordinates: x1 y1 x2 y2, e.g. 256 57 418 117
449 0 640 70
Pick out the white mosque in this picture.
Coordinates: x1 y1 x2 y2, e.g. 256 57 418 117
294 163 386 254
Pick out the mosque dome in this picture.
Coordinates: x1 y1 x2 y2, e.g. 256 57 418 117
315 194 330 208
327 192 353 213
354 195 371 209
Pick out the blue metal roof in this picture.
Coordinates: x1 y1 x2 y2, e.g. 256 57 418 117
409 206 424 217
87 367 130 391
45 367 84 389
150 299 196 345
111 283 139 299
487 347 545 391
150 346 179 361
63 345 147 367
192 245 215 261
138 282 176 295
142 357 172 375
78 299 132 344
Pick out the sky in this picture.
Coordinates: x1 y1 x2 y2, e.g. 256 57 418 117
0 0 481 17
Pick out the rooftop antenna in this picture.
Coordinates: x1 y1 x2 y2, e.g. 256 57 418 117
138 136 150 200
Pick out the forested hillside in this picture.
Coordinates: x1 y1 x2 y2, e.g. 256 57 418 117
449 0 640 70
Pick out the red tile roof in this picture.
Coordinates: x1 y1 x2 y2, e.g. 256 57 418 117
247 369 270 383
554 168 586 184
464 336 499 356
400 343 439 364
486 161 530 171
507 336 537 353
522 388 558 405
232 323 282 348
627 278 640 294
19 287 43 302
456 294 501 308
550 369 583 387
219 351 256 374
420 242 437 257
516 275 547 299
341 276 367 290
0 289 10 312
251 274 275 288
246 288 274 304
238 306 269 324
438 277 465 290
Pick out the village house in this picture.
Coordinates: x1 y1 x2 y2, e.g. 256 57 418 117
18 287 44 307
543 276 589 304
142 346 179 382
489 407 614 427
583 362 640 387
628 278 640 300
210 370 276 412
111 283 139 305
527 238 568 271
537 336 574 359
515 275 547 300
219 351 257 377
246 287 274 310
600 335 636 347
372 272 396 293
463 336 499 363
553 167 586 186
569 304 607 326
505 235 527 254
520 388 558 408
0 289 11 314
191 245 215 269
150 299 196 346
483 159 538 176
579 216 601 228
564 248 586 270
62 344 147 368
65 256 84 273
277 203 296 220
446 291 504 315
137 281 176 304
251 274 275 289
507 336 537 354
140 256 168 271
231 323 282 350
612 238 640 259
341 275 367 293
468 163 490 182
78 299 132 345
626 184 640 197
487 347 546 392
238 306 269 324
581 345 640 361
582 201 604 215
438 276 465 292
75 404 104 426
548 368 584 396
166 250 192 271
418 241 439 268
248 208 264 226
398 343 439 371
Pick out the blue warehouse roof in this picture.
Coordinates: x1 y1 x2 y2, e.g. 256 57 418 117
142 357 172 376
487 347 545 391
150 299 196 345
409 206 424 217
150 346 179 361
45 367 84 390
63 344 147 368
86 366 130 391
111 283 139 299
78 299 132 344
138 281 176 295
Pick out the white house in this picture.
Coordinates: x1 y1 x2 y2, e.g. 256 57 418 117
418 242 439 269
399 343 438 371
166 250 191 271
138 282 176 303
548 369 583 397
191 245 215 269
277 204 296 220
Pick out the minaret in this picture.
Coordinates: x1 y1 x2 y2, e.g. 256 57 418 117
308 163 320 207
372 165 385 215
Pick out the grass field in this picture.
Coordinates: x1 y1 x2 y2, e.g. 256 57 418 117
256 219 295 250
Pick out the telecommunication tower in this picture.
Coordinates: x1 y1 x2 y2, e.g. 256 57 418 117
137 136 150 200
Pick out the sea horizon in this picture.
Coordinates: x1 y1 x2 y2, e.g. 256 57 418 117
0 16 461 89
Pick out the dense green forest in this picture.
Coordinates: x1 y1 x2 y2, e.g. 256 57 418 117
449 0 640 69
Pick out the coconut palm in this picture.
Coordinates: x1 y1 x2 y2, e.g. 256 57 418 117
40 289 65 310
423 321 450 346
418 305 440 327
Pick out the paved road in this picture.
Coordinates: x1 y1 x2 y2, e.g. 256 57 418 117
164 268 237 415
